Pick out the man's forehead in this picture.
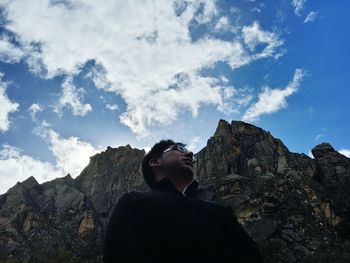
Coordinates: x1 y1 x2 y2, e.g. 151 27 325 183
166 142 185 149
163 143 183 154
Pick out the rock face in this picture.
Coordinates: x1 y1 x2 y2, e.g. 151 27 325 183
195 120 350 262
0 119 349 262
0 145 148 262
311 143 350 239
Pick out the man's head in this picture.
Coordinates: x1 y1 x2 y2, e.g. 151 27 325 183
142 139 196 189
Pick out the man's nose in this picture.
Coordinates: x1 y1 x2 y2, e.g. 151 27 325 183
185 150 193 157
185 151 196 162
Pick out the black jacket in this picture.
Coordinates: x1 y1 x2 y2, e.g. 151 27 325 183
103 177 263 263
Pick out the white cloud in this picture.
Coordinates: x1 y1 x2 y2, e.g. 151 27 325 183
291 0 306 16
0 144 63 194
34 122 100 177
187 136 202 153
28 103 44 119
214 16 229 31
314 133 324 141
242 21 285 60
0 36 24 63
142 146 151 154
0 73 19 132
304 11 317 23
0 123 101 194
0 0 284 137
242 68 305 121
229 6 240 14
106 104 118 111
251 7 261 13
339 149 350 158
54 77 92 116
308 150 314 159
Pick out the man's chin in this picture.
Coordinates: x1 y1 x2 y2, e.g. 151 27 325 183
183 168 194 180
170 166 194 180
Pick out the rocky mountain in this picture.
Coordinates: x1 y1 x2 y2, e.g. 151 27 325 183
0 119 349 262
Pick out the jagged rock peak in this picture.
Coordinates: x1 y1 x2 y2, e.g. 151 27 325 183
106 144 132 151
214 119 232 137
231 120 265 135
65 173 73 180
20 176 38 189
312 142 336 159
40 174 74 189
90 144 145 161
1 119 350 263
214 119 268 138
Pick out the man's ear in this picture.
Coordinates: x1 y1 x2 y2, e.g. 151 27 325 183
149 157 162 168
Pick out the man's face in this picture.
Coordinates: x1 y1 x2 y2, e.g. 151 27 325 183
160 144 195 179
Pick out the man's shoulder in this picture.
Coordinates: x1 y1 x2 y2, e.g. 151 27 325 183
127 189 157 197
126 190 228 211
127 189 218 201
122 190 162 202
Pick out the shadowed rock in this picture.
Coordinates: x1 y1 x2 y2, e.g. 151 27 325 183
0 119 349 262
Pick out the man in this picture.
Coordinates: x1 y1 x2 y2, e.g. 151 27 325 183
103 139 263 262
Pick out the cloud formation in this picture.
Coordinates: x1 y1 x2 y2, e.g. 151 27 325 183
0 0 284 137
304 11 317 24
291 0 306 16
106 104 118 112
0 144 63 194
242 21 285 60
0 36 24 63
0 121 100 194
28 103 44 120
242 68 305 121
34 122 100 176
0 73 19 132
54 77 92 116
314 133 324 141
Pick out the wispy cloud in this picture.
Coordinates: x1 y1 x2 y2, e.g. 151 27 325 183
0 144 63 194
251 2 265 13
0 73 19 132
242 21 285 59
291 0 306 16
0 0 285 137
187 136 202 153
0 36 24 63
304 11 318 23
28 103 44 120
214 16 229 31
34 121 100 177
307 106 314 117
308 150 314 159
0 121 101 194
314 133 324 141
242 68 306 121
106 104 118 112
54 77 92 116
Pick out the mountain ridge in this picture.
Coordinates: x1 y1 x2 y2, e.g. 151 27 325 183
1 119 349 262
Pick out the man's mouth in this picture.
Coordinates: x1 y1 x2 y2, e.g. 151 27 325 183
183 159 194 167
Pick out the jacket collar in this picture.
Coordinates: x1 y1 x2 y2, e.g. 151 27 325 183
152 177 199 197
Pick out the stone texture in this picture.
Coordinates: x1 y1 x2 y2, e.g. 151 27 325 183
0 119 350 262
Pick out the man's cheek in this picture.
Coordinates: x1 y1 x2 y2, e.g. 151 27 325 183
167 159 182 168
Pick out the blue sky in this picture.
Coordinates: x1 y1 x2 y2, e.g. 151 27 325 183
0 0 349 194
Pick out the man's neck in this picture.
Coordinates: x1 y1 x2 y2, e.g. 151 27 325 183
181 179 194 195
157 175 193 193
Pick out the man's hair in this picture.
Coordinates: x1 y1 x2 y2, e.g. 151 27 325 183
142 139 186 189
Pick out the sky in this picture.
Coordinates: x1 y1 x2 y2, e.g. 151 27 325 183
0 0 349 194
